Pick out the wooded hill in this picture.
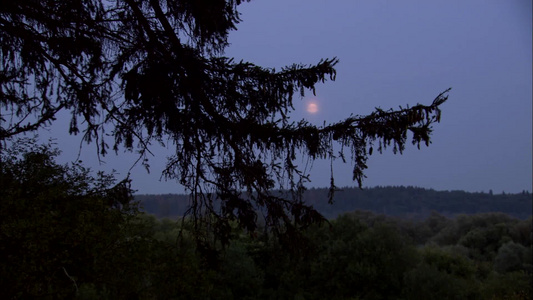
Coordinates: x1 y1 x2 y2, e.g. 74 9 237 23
135 186 532 220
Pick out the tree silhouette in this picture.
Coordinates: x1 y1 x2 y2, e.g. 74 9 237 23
0 0 449 243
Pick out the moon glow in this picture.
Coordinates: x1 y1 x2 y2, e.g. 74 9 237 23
307 102 318 114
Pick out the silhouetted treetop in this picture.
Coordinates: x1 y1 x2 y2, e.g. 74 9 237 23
1 0 449 244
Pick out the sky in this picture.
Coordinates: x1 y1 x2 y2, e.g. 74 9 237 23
41 0 532 195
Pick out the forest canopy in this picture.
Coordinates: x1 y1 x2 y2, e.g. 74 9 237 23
1 142 530 299
0 0 449 241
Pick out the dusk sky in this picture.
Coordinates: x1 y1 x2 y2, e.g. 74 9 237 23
44 0 532 195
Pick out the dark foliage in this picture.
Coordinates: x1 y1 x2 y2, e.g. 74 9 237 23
1 0 449 243
1 142 530 299
0 138 138 298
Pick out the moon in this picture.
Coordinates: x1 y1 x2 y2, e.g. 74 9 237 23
307 102 318 114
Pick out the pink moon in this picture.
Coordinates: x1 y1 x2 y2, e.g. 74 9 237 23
307 103 318 114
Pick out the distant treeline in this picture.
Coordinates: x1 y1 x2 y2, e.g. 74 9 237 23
135 186 532 220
